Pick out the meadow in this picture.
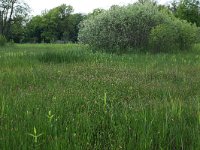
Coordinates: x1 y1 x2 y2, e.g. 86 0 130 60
0 44 200 149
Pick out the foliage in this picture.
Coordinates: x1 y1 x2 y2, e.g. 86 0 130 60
176 20 199 50
149 19 199 52
25 4 84 43
0 34 7 46
0 3 83 43
10 16 26 43
169 0 200 26
197 27 200 43
87 8 105 18
137 0 157 5
24 16 44 43
79 2 199 53
149 24 179 52
79 3 169 52
0 0 30 39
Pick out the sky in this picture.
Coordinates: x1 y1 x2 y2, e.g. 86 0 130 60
27 0 169 16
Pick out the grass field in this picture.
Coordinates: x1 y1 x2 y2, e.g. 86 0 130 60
0 44 200 149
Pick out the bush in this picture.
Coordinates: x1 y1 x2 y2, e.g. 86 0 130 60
78 3 168 53
149 19 199 52
79 3 199 53
0 35 7 46
195 26 200 43
176 20 199 50
149 23 179 52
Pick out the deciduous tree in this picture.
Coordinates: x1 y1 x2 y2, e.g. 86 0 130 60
0 0 29 38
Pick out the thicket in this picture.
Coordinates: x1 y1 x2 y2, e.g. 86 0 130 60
78 3 199 53
149 19 199 52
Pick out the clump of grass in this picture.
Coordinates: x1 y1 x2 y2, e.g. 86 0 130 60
37 49 87 64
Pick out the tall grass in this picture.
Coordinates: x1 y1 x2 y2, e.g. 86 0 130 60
0 44 200 149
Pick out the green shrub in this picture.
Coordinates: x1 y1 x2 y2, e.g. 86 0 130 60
194 26 200 44
0 35 7 46
149 19 199 52
149 23 179 52
78 3 168 53
79 3 199 53
176 20 199 50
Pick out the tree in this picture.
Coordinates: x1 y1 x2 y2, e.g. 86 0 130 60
10 16 25 42
67 13 84 42
25 15 44 43
87 8 105 18
42 4 73 42
137 0 157 5
171 0 200 26
24 4 84 43
169 0 178 13
0 0 29 39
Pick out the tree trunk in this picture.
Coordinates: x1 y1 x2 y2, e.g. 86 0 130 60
6 0 16 36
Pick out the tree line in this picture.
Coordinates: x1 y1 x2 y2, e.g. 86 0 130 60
0 1 85 43
0 0 200 44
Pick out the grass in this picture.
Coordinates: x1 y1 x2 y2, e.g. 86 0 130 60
0 43 200 149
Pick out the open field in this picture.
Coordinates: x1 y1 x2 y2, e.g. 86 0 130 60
0 44 200 149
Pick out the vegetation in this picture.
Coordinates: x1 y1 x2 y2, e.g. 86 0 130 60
0 44 200 149
170 0 200 27
25 5 84 43
0 34 7 46
0 0 29 40
79 3 163 51
1 0 200 149
78 2 199 53
149 19 199 52
0 0 199 47
0 3 84 43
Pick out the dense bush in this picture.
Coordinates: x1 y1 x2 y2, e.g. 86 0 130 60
78 3 199 53
149 20 199 52
198 28 200 43
149 23 179 52
78 3 168 52
175 20 199 50
0 35 7 46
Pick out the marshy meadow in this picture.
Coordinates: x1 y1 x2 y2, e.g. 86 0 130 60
1 0 200 149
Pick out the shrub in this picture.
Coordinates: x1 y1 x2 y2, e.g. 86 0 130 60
149 19 199 52
195 26 200 43
79 3 199 53
78 3 168 52
149 23 179 52
176 20 199 50
0 35 7 46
